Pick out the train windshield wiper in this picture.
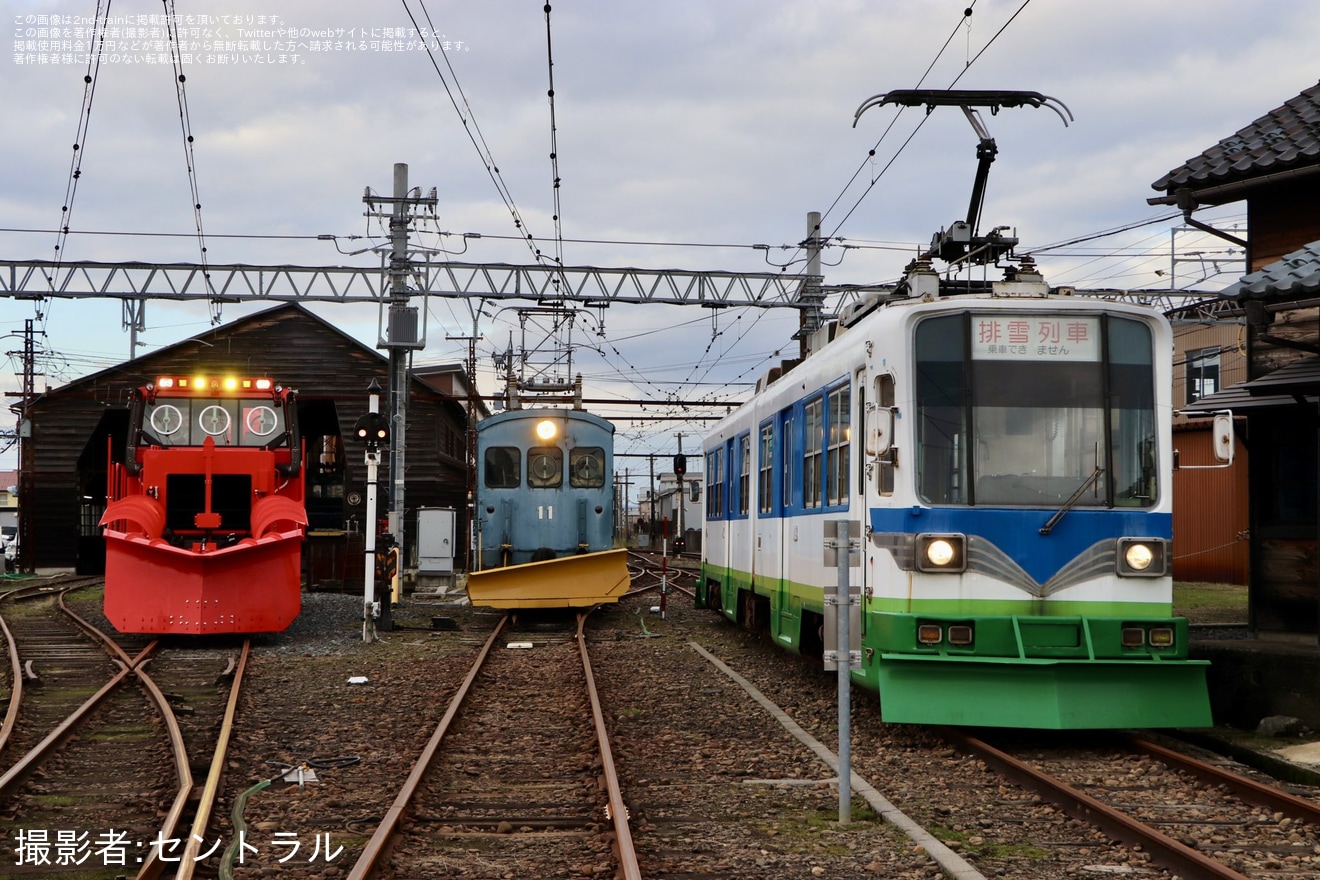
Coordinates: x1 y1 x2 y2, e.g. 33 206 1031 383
1039 466 1104 536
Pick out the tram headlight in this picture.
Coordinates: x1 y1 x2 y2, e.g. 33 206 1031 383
915 534 965 573
1117 538 1167 577
536 419 557 441
1125 543 1153 571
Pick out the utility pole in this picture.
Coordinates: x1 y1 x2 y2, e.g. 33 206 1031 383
801 211 823 360
648 454 656 548
446 309 481 571
363 163 436 575
16 320 34 573
123 299 145 359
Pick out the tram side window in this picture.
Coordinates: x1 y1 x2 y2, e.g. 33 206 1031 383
706 449 724 518
804 397 823 508
781 410 795 510
758 423 773 513
484 447 521 488
876 374 895 496
827 385 849 507
738 434 751 516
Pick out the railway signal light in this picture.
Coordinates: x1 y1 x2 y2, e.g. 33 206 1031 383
673 453 686 476
354 378 389 446
354 413 390 444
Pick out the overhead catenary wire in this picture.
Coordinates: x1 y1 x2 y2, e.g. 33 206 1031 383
162 0 219 323
402 0 549 266
815 2 978 233
544 3 565 271
823 0 1034 246
8 0 1255 466
43 0 116 333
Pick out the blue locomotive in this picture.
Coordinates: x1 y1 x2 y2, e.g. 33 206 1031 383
468 405 630 608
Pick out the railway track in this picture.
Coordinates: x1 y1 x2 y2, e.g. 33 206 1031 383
9 575 1316 878
662 586 1320 877
625 549 698 603
348 610 641 879
943 729 1320 880
0 578 251 879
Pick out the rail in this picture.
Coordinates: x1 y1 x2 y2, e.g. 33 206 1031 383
943 728 1253 880
348 611 642 879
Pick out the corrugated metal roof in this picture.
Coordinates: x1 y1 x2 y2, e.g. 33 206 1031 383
1186 384 1315 411
1241 355 1320 392
1151 80 1320 195
1220 240 1320 300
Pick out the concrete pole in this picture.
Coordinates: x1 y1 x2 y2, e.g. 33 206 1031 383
802 211 822 360
388 163 409 551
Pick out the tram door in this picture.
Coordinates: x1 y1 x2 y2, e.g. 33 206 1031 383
777 407 796 636
753 420 774 626
855 368 868 635
865 372 897 625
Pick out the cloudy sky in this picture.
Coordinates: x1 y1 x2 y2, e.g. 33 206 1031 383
3 0 1318 474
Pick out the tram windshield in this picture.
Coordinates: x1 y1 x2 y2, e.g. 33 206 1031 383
914 312 1157 508
142 397 288 448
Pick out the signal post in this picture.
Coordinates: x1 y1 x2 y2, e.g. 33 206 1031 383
355 379 391 642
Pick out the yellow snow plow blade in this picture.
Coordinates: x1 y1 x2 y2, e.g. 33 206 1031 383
466 548 632 609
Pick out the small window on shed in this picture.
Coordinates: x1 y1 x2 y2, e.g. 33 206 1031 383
484 447 521 488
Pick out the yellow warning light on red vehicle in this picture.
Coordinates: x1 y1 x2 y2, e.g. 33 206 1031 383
156 375 277 393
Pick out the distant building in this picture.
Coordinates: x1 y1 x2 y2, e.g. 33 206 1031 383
0 470 16 529
638 470 702 552
22 304 470 583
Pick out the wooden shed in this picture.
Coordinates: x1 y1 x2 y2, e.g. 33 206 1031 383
22 303 469 586
1150 80 1320 640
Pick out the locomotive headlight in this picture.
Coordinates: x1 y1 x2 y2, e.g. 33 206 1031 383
536 419 557 440
1117 538 1166 577
915 534 965 572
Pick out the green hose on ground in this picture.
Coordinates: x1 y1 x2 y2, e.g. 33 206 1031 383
218 777 274 880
